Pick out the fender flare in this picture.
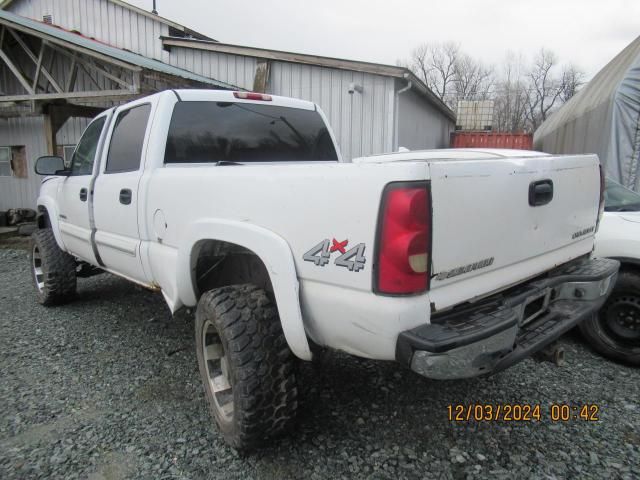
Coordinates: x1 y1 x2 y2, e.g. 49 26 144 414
35 197 65 250
176 219 312 361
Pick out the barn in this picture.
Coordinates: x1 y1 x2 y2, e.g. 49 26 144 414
0 0 455 211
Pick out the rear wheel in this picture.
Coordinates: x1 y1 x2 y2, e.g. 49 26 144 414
30 228 77 306
195 284 298 450
580 271 640 365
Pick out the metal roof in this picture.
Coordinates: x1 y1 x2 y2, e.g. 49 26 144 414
161 37 456 121
0 9 236 89
0 0 216 41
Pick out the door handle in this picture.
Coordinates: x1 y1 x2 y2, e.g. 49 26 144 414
529 179 553 207
79 188 88 202
119 188 132 205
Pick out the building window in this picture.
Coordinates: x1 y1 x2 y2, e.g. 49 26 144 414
62 145 76 168
0 147 12 176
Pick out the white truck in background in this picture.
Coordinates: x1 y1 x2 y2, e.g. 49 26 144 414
30 89 618 450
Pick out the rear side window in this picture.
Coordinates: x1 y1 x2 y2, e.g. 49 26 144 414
105 104 151 173
164 101 338 164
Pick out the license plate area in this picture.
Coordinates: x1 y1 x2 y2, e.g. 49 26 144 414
521 289 551 325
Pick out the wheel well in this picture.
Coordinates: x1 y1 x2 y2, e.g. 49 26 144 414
617 261 640 277
192 239 273 300
36 206 51 229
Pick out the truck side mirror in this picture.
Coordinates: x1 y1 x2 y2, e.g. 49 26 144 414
34 155 68 176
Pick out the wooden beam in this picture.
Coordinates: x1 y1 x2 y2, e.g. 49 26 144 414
162 37 408 78
47 103 104 119
82 57 132 89
65 55 77 92
0 20 141 72
46 43 135 90
42 41 141 75
32 39 44 91
78 62 102 90
8 28 63 93
0 47 35 94
0 89 137 102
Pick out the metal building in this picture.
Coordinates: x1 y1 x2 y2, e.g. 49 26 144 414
0 0 455 211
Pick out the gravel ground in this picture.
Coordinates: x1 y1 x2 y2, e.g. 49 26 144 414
1 247 639 479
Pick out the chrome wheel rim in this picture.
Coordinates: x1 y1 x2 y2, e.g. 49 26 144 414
32 244 44 293
202 320 234 421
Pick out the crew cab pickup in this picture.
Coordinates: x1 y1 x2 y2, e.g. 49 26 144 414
30 89 618 450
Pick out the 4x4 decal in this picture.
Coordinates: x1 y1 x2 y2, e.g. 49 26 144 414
303 238 366 272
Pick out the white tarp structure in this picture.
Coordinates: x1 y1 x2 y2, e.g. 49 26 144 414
534 36 640 190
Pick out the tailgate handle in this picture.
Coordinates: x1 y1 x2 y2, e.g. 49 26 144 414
529 180 553 207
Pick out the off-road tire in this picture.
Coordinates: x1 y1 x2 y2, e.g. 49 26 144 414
579 270 640 365
195 284 298 450
30 228 77 306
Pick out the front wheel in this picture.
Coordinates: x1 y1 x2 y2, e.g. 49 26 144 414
579 271 640 365
195 284 298 450
30 229 77 306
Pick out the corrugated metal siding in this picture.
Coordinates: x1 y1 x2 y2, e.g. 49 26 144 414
0 116 47 210
166 49 256 91
57 117 90 146
0 116 89 210
396 89 454 151
268 62 394 160
164 48 396 160
7 0 171 62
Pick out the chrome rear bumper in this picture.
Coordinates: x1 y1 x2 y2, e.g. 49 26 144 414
396 257 619 379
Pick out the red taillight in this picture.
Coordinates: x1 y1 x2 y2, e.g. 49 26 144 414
596 164 605 232
233 91 273 101
375 182 431 295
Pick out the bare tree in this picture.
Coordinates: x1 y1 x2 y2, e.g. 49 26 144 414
403 44 585 132
493 52 529 132
525 49 566 130
409 42 460 107
560 64 585 103
453 53 495 102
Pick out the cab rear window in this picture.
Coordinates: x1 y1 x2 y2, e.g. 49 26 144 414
164 101 338 164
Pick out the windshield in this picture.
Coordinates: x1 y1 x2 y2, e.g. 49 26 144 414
164 101 338 164
604 178 640 212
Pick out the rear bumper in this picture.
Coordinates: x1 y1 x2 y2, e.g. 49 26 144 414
396 257 620 379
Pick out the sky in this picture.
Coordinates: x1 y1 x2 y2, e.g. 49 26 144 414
128 0 639 79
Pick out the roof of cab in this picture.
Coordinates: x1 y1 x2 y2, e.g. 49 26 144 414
171 89 317 110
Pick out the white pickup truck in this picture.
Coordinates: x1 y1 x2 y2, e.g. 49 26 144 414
31 89 618 449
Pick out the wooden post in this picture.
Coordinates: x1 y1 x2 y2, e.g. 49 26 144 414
253 59 271 93
43 110 56 156
41 104 104 155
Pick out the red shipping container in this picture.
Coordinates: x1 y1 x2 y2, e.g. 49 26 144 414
450 132 533 150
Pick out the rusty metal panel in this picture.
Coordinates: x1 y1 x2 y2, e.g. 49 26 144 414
450 132 534 150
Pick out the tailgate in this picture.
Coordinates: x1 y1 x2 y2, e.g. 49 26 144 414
427 153 600 311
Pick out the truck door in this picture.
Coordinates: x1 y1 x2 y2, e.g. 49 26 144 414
57 115 108 263
92 101 152 283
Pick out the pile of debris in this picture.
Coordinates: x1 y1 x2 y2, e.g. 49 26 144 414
0 208 37 236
